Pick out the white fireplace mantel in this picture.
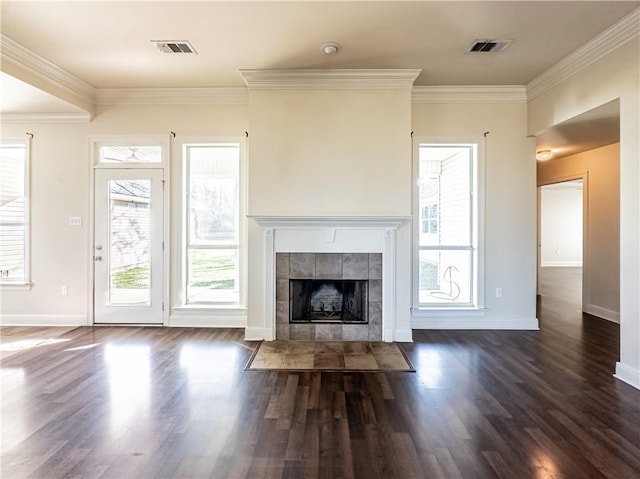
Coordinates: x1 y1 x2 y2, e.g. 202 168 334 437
246 215 413 342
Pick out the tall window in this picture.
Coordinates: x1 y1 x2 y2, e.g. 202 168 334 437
0 141 29 285
417 143 477 307
184 143 241 305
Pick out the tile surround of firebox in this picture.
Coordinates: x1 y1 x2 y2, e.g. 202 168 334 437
276 253 382 340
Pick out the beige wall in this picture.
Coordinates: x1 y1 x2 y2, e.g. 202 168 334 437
412 101 537 326
528 37 640 388
0 121 90 322
247 89 412 216
538 144 620 320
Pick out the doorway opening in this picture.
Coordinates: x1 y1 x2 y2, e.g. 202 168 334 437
538 180 584 310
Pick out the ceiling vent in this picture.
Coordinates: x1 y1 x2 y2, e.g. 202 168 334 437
151 40 197 54
467 39 512 53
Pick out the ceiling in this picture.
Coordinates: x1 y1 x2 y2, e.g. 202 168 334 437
1 1 637 156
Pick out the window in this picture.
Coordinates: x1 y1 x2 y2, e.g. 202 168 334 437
184 143 242 305
99 145 162 164
417 143 478 307
0 141 30 285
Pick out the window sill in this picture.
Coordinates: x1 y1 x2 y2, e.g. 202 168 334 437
171 305 247 315
0 282 33 291
411 307 487 318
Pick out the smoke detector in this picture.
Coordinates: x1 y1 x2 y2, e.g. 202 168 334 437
151 40 197 54
467 39 512 53
321 42 340 55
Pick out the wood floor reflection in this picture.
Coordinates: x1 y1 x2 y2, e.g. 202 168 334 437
2 293 639 478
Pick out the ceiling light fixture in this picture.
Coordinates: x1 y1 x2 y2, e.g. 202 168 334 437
126 147 139 161
536 149 553 161
321 42 340 55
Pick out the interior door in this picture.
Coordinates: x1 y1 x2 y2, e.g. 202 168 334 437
94 168 164 324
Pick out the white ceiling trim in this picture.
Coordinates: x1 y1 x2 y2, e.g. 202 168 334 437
0 34 96 110
240 69 422 90
1 113 91 123
527 7 640 101
412 86 527 103
96 88 248 105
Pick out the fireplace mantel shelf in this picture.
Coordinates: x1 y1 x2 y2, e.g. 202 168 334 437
248 216 410 229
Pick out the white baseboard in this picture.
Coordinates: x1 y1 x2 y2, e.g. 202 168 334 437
584 304 620 323
540 261 582 267
0 314 87 326
168 307 246 328
390 328 413 342
614 362 640 390
244 327 271 341
411 317 539 330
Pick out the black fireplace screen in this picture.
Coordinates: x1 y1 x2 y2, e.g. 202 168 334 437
289 279 368 323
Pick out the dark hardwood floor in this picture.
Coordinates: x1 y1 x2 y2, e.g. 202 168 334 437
2 275 638 478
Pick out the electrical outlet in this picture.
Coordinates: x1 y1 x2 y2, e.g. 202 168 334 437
495 287 503 298
69 216 82 226
61 286 68 296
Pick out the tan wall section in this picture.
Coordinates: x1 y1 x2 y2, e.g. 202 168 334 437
538 143 620 320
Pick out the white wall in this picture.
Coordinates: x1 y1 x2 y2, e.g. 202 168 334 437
0 121 90 324
540 184 583 267
528 37 640 389
411 101 538 328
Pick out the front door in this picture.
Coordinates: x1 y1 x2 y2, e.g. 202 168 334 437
94 168 164 324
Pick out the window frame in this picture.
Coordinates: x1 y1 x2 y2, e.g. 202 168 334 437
0 138 31 288
412 138 485 311
178 139 246 307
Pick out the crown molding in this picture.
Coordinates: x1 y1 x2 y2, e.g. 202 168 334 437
412 85 527 103
0 113 91 123
96 87 248 106
0 34 96 112
240 69 422 90
527 7 640 101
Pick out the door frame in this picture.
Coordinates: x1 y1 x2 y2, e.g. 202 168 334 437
536 171 589 311
88 136 171 326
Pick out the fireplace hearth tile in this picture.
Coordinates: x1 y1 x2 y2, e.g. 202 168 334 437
283 353 315 369
276 253 290 279
344 353 378 370
314 352 345 369
343 253 369 279
375 353 412 370
287 340 316 354
290 253 316 278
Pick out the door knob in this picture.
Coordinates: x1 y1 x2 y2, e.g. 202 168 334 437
95 245 103 251
94 255 103 261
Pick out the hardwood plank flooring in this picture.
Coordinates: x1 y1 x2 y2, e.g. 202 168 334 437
2 277 639 478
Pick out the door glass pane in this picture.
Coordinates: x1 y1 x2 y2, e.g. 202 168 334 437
109 180 151 305
187 248 238 303
419 249 472 305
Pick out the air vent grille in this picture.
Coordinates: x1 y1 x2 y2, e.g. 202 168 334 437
151 40 197 54
468 39 512 53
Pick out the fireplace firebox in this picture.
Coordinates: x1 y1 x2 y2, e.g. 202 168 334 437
290 279 368 323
